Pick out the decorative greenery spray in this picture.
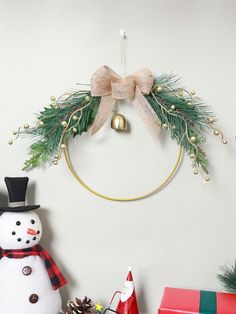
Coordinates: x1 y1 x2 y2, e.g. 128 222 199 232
9 73 226 181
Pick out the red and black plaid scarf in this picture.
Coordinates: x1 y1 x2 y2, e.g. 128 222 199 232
0 244 67 290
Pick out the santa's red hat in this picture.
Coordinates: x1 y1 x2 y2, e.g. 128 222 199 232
116 267 139 314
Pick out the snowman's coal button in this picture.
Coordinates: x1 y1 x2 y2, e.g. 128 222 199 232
29 294 39 304
22 266 32 276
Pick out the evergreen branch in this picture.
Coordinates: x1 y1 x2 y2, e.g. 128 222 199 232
217 262 236 293
22 92 100 170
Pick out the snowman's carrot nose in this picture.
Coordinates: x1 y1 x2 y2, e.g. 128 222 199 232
27 228 37 235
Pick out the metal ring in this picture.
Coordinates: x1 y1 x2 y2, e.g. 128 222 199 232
63 143 183 201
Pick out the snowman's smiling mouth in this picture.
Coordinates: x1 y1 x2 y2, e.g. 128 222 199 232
11 229 41 244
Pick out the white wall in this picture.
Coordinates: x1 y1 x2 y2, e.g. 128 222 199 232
0 0 236 313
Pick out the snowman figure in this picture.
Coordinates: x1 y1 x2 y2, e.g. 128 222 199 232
0 177 67 314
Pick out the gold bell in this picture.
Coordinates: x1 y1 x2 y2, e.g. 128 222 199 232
111 113 127 131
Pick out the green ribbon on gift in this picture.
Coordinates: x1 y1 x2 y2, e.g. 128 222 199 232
200 290 217 314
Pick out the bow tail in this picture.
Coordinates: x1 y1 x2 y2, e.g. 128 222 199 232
90 95 116 135
132 87 161 139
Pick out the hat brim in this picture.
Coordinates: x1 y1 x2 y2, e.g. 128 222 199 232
0 205 40 212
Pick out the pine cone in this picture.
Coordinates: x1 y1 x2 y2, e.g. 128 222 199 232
61 296 94 314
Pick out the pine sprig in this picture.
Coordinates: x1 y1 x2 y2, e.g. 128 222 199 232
146 73 214 174
217 262 236 293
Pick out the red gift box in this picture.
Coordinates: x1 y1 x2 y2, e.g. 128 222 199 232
158 287 236 314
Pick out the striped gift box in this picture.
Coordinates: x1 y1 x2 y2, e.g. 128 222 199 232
158 287 236 314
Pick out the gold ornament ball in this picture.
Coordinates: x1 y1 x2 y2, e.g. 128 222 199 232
170 105 176 110
223 140 228 144
13 130 17 135
205 176 210 182
24 124 29 129
190 153 195 159
72 115 78 120
190 136 197 143
85 95 91 102
72 127 77 133
61 121 67 128
8 140 13 145
194 169 198 175
157 86 163 92
214 130 220 136
60 144 66 149
162 123 168 129
50 96 56 101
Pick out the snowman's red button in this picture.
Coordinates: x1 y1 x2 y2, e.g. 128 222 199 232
29 294 39 304
22 266 32 276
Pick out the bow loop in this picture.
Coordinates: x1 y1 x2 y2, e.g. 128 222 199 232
130 68 154 94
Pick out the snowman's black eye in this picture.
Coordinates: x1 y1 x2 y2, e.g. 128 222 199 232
26 240 30 244
12 231 16 235
31 220 35 224
33 237 36 241
17 238 21 242
16 221 21 226
37 230 40 234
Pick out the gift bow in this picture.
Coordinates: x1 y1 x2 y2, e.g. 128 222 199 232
90 65 161 137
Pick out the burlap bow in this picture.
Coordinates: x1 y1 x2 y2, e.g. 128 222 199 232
90 65 161 138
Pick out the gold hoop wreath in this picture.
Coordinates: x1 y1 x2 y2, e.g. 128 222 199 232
63 142 183 202
9 65 227 201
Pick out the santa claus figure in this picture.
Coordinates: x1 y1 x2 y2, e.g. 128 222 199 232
116 267 139 314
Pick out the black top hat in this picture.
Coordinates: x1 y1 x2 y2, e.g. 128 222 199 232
0 177 40 212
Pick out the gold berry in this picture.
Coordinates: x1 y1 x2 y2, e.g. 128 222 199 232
61 121 67 127
8 140 13 145
72 115 78 120
205 176 210 182
178 90 183 97
53 160 58 165
223 140 228 144
170 105 176 110
54 153 60 160
190 153 195 159
39 120 44 127
194 169 198 175
13 130 17 135
214 130 220 136
190 90 196 95
157 86 163 92
190 136 197 143
60 144 66 149
54 105 59 109
208 118 215 124
72 127 77 133
172 125 176 130
50 96 56 101
187 102 192 106
24 124 29 129
162 123 168 129
85 95 91 102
